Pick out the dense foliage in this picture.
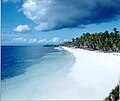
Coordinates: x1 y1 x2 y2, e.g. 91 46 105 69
105 85 119 101
63 28 120 52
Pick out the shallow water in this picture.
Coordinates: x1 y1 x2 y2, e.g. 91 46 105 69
1 46 59 80
1 46 75 100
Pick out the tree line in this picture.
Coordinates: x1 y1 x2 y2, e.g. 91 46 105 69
63 28 120 52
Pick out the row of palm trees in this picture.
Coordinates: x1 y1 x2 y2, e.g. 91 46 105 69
63 28 120 52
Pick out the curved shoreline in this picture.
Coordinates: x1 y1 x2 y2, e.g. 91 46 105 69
62 46 120 99
2 46 120 100
1 47 76 100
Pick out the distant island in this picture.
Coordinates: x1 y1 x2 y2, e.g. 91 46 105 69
43 44 60 47
63 28 120 52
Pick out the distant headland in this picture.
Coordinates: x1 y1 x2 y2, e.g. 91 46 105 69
43 44 60 47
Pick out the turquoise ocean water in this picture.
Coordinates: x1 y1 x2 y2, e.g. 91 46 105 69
1 46 75 100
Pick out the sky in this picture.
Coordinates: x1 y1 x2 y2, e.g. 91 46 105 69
2 0 120 46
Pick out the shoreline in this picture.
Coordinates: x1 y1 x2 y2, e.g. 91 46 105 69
1 47 76 100
2 46 120 100
62 46 120 99
61 46 120 56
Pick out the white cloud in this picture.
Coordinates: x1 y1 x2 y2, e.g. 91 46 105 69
11 37 38 44
22 0 38 20
22 0 57 31
49 37 60 43
35 22 54 31
37 39 47 43
22 0 120 31
64 39 68 42
28 38 37 43
11 37 61 44
52 37 60 43
14 25 30 32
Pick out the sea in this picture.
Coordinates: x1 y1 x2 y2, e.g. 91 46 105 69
1 46 76 100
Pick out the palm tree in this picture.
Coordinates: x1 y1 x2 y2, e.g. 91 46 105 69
113 28 119 34
63 28 120 52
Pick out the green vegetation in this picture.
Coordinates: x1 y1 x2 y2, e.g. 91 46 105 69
63 28 120 52
43 44 60 47
105 85 119 101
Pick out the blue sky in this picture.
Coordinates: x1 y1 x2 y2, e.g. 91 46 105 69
2 0 120 46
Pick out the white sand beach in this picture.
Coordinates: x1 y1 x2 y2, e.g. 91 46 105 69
62 46 120 99
2 47 120 100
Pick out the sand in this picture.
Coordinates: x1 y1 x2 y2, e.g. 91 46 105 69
62 46 120 99
2 46 120 100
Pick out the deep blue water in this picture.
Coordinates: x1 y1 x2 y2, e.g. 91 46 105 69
1 46 59 80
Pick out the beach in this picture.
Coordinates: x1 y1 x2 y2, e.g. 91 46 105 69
62 46 120 99
2 46 120 100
